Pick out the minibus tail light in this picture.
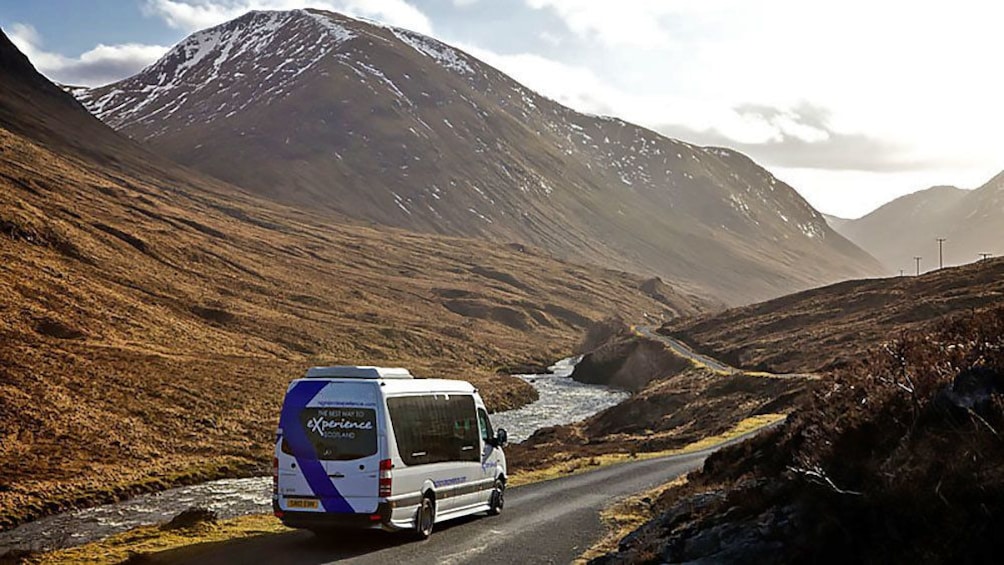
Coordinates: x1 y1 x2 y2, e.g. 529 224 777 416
271 456 279 494
378 459 392 497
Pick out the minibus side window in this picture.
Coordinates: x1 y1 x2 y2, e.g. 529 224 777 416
388 394 480 465
477 408 493 445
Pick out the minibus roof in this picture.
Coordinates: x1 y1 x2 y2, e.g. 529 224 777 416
295 373 478 397
305 366 413 379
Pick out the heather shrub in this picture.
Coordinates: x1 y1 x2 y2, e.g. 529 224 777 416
623 307 1004 564
777 307 1004 561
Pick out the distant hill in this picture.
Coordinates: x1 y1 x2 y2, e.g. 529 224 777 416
821 213 852 231
74 9 881 305
660 257 1004 373
0 30 698 530
830 182 1004 273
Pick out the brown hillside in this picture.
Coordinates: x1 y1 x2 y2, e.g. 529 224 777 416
75 9 881 305
597 307 1004 564
0 31 705 530
661 258 1004 373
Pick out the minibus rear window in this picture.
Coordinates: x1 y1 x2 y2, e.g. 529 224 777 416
298 407 377 460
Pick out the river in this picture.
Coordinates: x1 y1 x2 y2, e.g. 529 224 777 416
0 357 627 554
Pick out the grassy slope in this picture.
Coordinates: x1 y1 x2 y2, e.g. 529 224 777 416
0 123 700 530
661 258 1004 373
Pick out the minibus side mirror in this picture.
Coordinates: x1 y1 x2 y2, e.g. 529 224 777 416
495 428 508 447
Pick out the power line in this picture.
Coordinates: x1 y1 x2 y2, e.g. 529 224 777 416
979 252 993 262
936 238 947 269
914 256 922 276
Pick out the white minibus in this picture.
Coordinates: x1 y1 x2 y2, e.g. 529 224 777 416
272 366 508 538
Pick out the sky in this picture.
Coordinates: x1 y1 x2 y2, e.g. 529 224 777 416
3 0 1003 218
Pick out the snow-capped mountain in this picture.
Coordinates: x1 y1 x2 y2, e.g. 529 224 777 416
75 9 880 304
831 179 1004 273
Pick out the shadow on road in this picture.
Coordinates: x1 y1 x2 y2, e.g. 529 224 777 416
142 515 484 564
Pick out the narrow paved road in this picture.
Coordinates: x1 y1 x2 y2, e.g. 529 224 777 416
635 326 819 380
634 326 735 373
147 431 769 565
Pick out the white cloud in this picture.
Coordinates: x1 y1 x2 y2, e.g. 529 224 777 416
538 30 562 46
516 0 1004 215
7 23 167 87
459 45 623 116
524 0 724 48
7 22 42 48
773 167 996 220
142 0 433 34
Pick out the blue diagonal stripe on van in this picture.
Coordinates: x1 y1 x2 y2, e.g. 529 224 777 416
279 381 355 513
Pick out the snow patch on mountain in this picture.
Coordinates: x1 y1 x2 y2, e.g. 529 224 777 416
75 10 358 133
391 28 474 75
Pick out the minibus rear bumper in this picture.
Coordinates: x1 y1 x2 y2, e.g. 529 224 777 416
275 501 394 531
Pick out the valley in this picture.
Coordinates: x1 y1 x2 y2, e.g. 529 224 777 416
0 28 697 533
2 4 1003 564
0 359 626 555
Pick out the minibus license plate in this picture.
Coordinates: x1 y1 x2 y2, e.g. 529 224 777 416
286 498 319 509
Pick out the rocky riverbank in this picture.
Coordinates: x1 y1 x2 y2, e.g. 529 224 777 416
507 319 812 474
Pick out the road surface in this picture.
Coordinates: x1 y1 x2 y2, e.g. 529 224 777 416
146 432 768 565
634 326 735 373
635 326 819 380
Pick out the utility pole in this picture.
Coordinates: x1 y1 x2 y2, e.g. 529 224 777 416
979 253 992 262
936 238 947 269
914 256 922 276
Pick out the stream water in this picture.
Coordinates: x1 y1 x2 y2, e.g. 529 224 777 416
0 357 627 554
491 356 628 443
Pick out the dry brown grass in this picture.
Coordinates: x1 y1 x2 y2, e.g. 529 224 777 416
17 514 290 565
575 476 688 564
661 259 1004 374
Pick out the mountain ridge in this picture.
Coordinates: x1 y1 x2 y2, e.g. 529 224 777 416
74 8 882 305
